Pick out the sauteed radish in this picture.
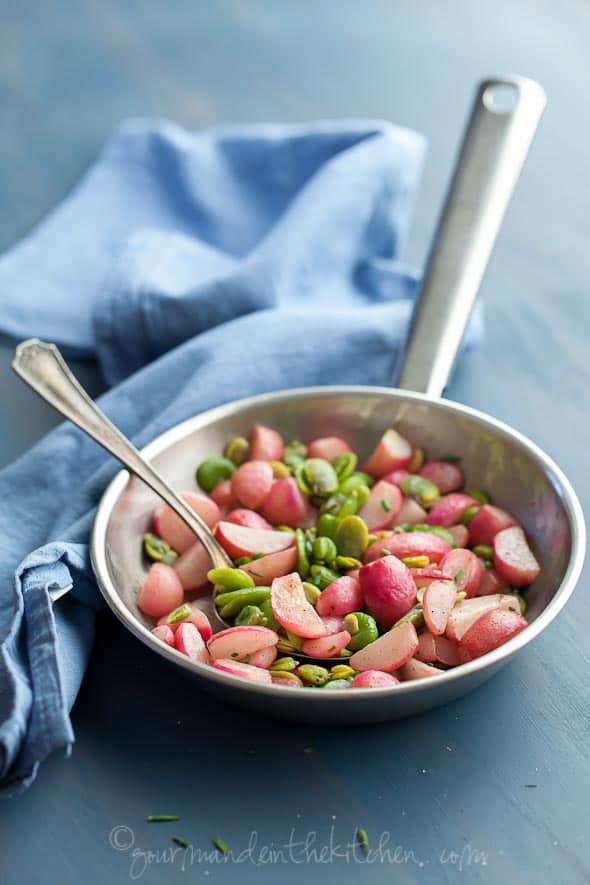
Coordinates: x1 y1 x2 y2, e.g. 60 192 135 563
138 423 538 688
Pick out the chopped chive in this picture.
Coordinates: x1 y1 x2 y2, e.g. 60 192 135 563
381 548 391 557
454 568 465 582
248 570 263 578
211 835 230 855
252 552 264 560
356 827 369 854
244 654 251 664
146 814 180 823
303 746 317 754
172 836 189 848
380 498 391 513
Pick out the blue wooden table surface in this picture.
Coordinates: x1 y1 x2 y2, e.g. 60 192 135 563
1 2 589 883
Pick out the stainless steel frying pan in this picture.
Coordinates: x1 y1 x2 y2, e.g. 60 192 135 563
13 76 585 723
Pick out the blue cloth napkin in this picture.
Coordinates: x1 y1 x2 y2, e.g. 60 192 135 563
0 118 481 795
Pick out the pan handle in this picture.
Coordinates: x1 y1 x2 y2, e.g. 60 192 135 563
396 76 546 398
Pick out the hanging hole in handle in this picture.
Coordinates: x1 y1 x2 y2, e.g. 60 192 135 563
482 82 520 114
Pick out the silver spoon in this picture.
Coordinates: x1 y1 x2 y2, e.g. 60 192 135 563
11 338 330 658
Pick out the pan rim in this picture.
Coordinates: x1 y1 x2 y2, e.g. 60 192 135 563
90 384 586 704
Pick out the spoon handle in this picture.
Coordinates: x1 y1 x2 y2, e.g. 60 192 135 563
12 338 232 569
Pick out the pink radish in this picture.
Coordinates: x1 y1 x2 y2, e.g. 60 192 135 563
173 542 211 591
351 670 400 688
307 437 352 460
210 480 238 511
270 573 327 638
363 429 413 478
153 491 221 554
364 531 451 564
301 630 351 658
458 608 527 662
249 645 278 668
493 526 541 587
321 615 345 634
468 505 515 546
261 478 308 527
138 563 184 617
447 524 469 547
419 461 464 494
392 496 427 526
400 658 442 680
315 576 363 617
230 461 274 510
410 565 444 589
249 425 284 461
226 508 273 531
440 548 484 597
214 521 295 558
423 580 457 635
151 624 175 646
157 602 212 641
174 622 210 663
207 625 278 661
349 621 418 672
416 631 437 662
241 546 298 585
477 567 509 596
434 634 461 666
359 555 416 629
445 594 520 642
213 658 272 683
357 480 403 531
271 674 302 687
426 493 476 527
383 468 410 488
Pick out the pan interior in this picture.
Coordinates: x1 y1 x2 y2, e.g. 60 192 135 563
100 388 573 638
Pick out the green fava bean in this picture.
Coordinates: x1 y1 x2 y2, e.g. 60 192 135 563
302 459 339 497
312 536 338 564
215 587 271 618
461 505 480 526
334 515 369 559
332 452 357 482
297 664 330 686
393 605 424 629
330 664 356 680
316 513 341 540
283 440 307 469
295 528 310 579
335 555 362 571
466 488 491 505
166 603 191 624
270 656 299 673
400 474 440 508
235 605 264 626
208 567 255 591
338 472 373 495
143 533 178 565
310 564 341 589
472 544 494 560
343 612 378 651
259 598 281 631
302 582 322 605
196 456 236 492
223 436 250 465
